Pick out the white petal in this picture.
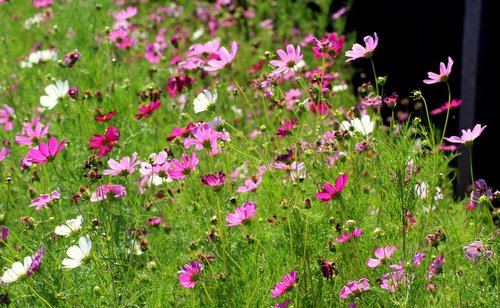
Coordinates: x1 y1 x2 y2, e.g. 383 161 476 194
40 95 57 109
66 246 84 260
44 84 58 98
55 225 72 236
62 258 81 269
1 269 18 284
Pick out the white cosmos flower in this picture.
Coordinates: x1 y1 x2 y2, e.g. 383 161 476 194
62 235 92 269
1 256 33 284
193 89 217 113
127 240 144 255
40 80 69 110
341 114 375 136
54 215 84 237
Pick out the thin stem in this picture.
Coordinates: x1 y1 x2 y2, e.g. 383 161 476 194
468 147 474 185
438 82 452 149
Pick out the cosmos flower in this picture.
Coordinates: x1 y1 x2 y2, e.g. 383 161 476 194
88 126 120 157
367 244 398 268
340 114 375 136
90 184 126 202
339 278 370 300
271 270 298 298
103 152 141 176
345 32 378 62
423 57 453 84
30 189 61 210
315 173 348 202
40 80 69 110
463 241 494 263
269 44 303 75
178 260 202 288
54 215 84 237
25 137 65 165
203 41 238 71
226 201 256 226
1 256 33 284
444 124 487 147
193 89 217 113
62 235 92 269
0 104 15 131
0 147 10 163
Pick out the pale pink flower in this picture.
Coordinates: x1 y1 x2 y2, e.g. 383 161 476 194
444 124 487 147
339 278 370 300
108 28 135 49
90 184 126 202
236 165 267 193
183 124 226 156
423 57 453 84
269 44 303 75
186 38 221 58
271 270 297 298
226 201 256 226
103 152 141 176
345 32 378 62
30 189 61 210
367 244 398 268
113 6 137 20
203 41 238 71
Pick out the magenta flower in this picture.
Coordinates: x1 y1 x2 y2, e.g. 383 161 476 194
269 44 303 75
0 147 9 163
463 241 494 263
15 121 50 146
0 104 15 131
166 122 198 141
226 201 256 226
236 165 267 193
201 171 226 191
339 278 370 300
90 184 126 202
144 216 164 226
203 41 238 72
271 270 298 298
315 173 348 202
367 244 398 268
168 152 199 180
178 260 202 288
273 300 291 308
345 32 378 62
425 253 444 280
30 189 61 210
336 228 363 243
88 126 120 157
444 124 486 147
26 137 65 165
27 246 45 277
276 118 298 139
423 57 453 84
321 260 338 280
135 100 161 119
103 152 141 176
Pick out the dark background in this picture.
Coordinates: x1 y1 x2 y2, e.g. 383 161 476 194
326 0 498 201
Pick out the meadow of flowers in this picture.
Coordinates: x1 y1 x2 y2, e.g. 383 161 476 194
0 1 498 307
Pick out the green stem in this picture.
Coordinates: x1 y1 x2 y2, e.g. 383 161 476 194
438 82 452 149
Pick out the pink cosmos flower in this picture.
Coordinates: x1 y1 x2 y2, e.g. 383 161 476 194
144 216 165 226
236 165 267 193
27 246 45 277
178 260 202 288
25 137 65 165
276 118 298 139
345 32 378 62
269 44 303 76
226 201 256 226
200 171 226 190
339 278 370 300
144 43 163 63
166 122 199 141
113 6 137 21
336 228 363 243
367 244 398 268
95 110 116 122
203 41 238 72
423 57 453 84
135 100 161 119
0 147 9 163
183 123 226 156
0 104 15 131
90 184 126 202
186 38 221 58
430 99 462 115
315 173 348 202
405 209 416 231
271 270 298 298
30 189 61 210
463 241 494 263
443 124 487 147
273 300 291 308
32 0 53 8
108 28 135 49
103 152 141 176
88 126 120 157
15 121 50 146
168 152 199 180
